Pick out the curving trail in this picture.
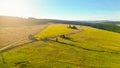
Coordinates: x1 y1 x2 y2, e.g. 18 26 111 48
41 25 84 41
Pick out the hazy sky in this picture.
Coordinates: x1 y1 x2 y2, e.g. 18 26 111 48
0 0 120 20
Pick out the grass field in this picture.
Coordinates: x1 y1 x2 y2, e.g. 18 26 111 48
35 24 75 40
0 25 120 68
0 24 48 48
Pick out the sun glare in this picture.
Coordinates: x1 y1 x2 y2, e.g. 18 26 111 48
0 0 34 17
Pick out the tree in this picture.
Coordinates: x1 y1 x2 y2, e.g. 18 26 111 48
72 25 77 29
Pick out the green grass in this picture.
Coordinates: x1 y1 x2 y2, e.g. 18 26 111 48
1 25 120 68
35 24 74 40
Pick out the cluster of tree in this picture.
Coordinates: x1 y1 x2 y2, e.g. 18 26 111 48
68 24 77 29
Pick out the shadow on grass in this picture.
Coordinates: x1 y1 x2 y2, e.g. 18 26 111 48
57 38 120 54
63 38 78 42
56 41 105 52
57 41 75 46
58 41 120 54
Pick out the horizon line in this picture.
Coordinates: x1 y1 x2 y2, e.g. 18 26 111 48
0 15 120 21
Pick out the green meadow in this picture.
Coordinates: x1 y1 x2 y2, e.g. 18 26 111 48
35 24 74 40
1 24 120 68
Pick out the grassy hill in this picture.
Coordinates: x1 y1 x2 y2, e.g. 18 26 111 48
0 24 49 49
0 24 120 68
35 24 75 40
0 16 50 48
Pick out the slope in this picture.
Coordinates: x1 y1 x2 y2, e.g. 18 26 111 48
0 25 120 68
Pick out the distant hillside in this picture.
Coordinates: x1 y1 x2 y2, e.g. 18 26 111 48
0 16 46 26
44 19 120 33
0 16 120 33
0 16 27 26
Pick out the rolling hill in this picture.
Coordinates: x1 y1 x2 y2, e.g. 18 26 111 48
0 16 50 48
1 24 120 68
35 24 75 40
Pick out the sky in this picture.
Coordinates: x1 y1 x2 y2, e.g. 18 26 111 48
0 0 120 20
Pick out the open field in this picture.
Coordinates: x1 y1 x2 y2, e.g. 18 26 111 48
1 24 120 68
0 24 49 48
35 24 75 40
